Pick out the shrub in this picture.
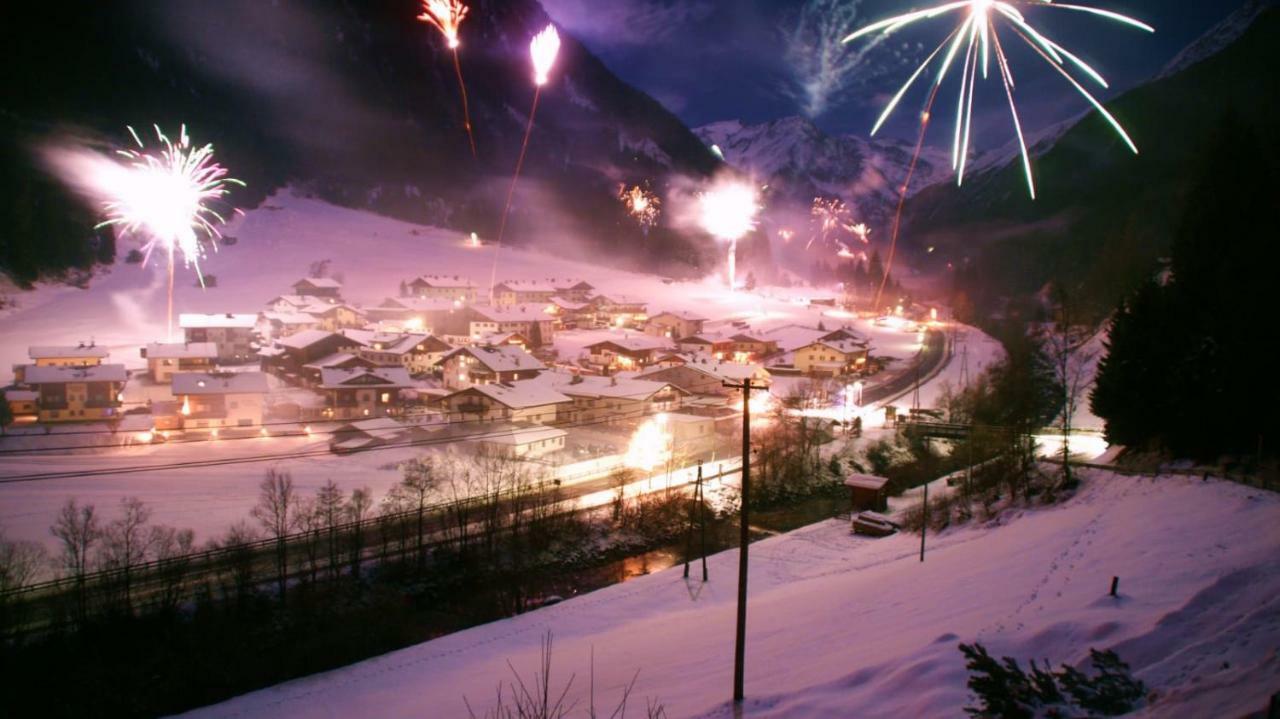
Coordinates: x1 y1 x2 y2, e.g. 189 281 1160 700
960 642 1145 718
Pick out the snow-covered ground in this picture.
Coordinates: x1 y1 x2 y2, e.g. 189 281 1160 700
180 469 1280 719
0 191 998 548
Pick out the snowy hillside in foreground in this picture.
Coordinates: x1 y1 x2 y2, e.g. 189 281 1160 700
182 469 1280 719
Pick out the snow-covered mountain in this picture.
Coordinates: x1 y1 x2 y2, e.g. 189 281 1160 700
1158 0 1274 79
694 116 954 225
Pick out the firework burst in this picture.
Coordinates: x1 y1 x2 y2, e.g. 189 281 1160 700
619 184 661 231
808 197 857 250
98 124 242 339
418 0 477 157
842 0 1152 309
699 180 760 290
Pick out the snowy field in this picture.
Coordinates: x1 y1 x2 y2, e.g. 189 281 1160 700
0 191 1003 548
180 469 1280 719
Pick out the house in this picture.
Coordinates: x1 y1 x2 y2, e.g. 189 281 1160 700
260 311 322 339
264 330 366 380
265 294 315 313
299 303 365 331
172 372 270 431
440 345 545 390
292 277 343 300
355 333 453 375
467 305 556 347
471 424 568 458
589 294 648 328
845 473 890 512
638 358 769 397
404 275 478 303
14 343 110 382
180 313 258 363
792 339 869 377
645 310 708 339
316 367 415 420
722 333 780 362
301 353 381 385
536 372 684 424
328 418 432 454
584 336 673 373
4 389 38 422
546 297 593 329
438 383 571 424
665 413 718 457
141 342 218 383
492 279 593 306
19 364 127 423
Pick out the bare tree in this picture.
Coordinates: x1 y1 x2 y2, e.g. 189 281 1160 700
214 521 260 607
150 525 195 615
315 480 346 579
1048 285 1099 487
400 458 439 567
50 499 100 621
294 496 322 586
97 497 155 613
347 487 373 579
251 468 298 601
0 528 47 635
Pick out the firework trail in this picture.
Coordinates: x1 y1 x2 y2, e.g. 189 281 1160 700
96 125 242 339
490 24 561 303
619 184 661 233
418 0 477 158
842 0 1152 309
699 179 760 290
807 197 858 251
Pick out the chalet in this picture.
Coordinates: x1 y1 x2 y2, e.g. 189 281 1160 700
492 279 593 306
316 367 415 420
264 330 365 379
4 389 38 421
645 310 707 340
301 353 380 385
438 383 571 424
676 334 722 355
355 333 453 375
299 302 365 331
723 333 780 362
329 418 432 454
471 424 567 458
172 372 270 431
546 297 593 329
537 372 684 424
180 313 258 363
584 336 671 373
792 339 869 377
760 325 832 353
14 343 110 383
665 413 718 457
589 294 648 328
19 364 127 423
260 311 322 339
467 305 556 347
440 345 545 390
266 294 315 313
292 277 343 300
141 342 218 383
638 358 769 397
404 275 478 303
473 331 530 349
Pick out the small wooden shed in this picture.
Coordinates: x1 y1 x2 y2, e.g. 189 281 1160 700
844 473 890 513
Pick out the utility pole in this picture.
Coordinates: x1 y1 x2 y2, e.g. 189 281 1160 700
684 462 707 581
726 378 766 705
920 478 929 563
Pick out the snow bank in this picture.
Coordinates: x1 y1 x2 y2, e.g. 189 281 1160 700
180 470 1280 719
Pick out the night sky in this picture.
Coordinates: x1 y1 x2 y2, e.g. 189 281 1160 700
542 0 1253 146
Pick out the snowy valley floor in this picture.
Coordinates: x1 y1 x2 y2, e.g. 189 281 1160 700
181 469 1280 719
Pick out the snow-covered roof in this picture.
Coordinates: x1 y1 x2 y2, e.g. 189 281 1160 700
179 313 258 329
335 418 409 440
262 311 320 326
268 294 314 308
303 352 365 370
590 293 646 307
277 330 345 350
477 425 568 446
459 382 572 409
380 297 461 312
536 371 681 401
21 364 127 384
586 336 671 353
548 297 590 311
143 342 218 360
4 390 38 401
650 310 707 322
410 274 476 288
494 278 591 293
844 473 889 491
319 367 413 389
762 325 829 351
445 345 544 373
28 344 109 360
471 304 554 323
294 277 342 289
639 357 763 383
173 372 269 395
799 339 867 356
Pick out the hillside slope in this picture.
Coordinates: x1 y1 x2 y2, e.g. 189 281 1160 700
181 470 1280 718
0 0 720 284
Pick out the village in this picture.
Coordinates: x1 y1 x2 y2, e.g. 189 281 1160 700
1 270 941 504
